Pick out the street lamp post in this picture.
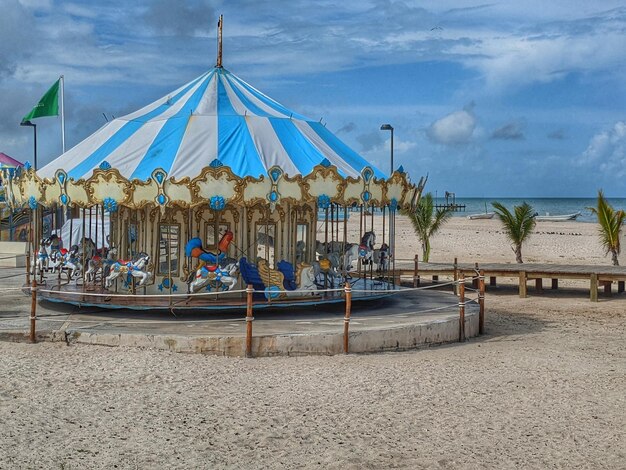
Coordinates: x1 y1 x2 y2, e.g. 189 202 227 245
20 120 37 170
380 124 394 176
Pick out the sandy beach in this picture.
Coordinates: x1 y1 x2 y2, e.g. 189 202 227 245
1 216 625 468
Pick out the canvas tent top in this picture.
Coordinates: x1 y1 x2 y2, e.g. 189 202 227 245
38 67 385 182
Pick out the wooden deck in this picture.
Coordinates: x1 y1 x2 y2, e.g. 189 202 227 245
394 259 626 301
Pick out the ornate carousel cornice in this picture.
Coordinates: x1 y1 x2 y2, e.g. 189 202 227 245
8 159 418 212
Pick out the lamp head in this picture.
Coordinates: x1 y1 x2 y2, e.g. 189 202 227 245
380 124 393 131
20 120 35 127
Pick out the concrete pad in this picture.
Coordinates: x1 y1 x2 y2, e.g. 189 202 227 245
0 267 480 356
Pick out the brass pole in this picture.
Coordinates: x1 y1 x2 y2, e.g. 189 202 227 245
343 283 352 353
245 284 254 358
30 279 37 343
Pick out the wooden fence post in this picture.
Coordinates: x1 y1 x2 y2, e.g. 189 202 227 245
458 273 465 341
413 254 420 287
479 270 485 335
453 257 458 295
30 279 37 343
343 284 352 353
519 271 527 298
245 284 254 358
473 262 479 289
590 274 598 302
26 250 31 286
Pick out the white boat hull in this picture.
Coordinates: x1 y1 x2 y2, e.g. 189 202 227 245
467 212 495 220
535 212 581 222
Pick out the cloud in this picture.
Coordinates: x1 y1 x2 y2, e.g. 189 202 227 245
336 122 356 134
427 103 477 145
578 121 626 176
547 129 565 140
491 121 525 140
142 0 214 36
356 131 384 153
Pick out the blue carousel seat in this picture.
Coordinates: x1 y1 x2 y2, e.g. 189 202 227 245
277 260 297 291
239 257 265 299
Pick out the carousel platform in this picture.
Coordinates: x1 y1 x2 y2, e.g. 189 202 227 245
25 277 402 311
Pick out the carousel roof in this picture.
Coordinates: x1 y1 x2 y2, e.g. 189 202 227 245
38 67 385 181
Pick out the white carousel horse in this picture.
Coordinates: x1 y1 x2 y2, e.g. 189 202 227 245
34 238 51 275
60 245 82 279
358 231 376 266
284 263 318 297
188 262 239 293
85 247 118 282
48 249 64 273
105 253 152 288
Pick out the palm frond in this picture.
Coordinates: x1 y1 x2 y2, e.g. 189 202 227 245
589 190 624 256
492 201 536 245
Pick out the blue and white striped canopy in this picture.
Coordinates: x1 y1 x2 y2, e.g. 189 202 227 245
39 67 385 181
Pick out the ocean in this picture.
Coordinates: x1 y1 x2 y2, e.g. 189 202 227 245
445 198 626 223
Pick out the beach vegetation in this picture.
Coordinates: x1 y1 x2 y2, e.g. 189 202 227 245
403 192 452 262
587 190 625 266
492 201 536 263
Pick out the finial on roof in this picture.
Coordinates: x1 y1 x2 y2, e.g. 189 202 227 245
216 14 223 68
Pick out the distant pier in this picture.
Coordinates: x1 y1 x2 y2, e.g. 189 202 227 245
435 191 466 212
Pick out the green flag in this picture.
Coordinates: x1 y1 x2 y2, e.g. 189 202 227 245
22 79 60 123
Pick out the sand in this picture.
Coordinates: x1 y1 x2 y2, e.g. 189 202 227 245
0 216 625 469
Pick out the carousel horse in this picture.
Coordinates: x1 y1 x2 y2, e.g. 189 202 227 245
60 245 82 279
375 243 391 273
343 243 359 271
292 263 318 295
34 238 51 275
185 231 234 269
85 247 118 282
78 238 97 268
46 234 64 273
279 262 318 297
188 262 239 293
312 257 342 287
358 231 376 266
105 252 152 288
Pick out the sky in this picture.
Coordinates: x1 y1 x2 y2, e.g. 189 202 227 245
1 0 625 197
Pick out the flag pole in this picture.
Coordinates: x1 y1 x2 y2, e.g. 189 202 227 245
60 75 66 153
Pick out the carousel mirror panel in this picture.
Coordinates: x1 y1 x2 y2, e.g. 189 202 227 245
158 223 180 276
296 222 308 264
256 222 276 268
205 221 231 255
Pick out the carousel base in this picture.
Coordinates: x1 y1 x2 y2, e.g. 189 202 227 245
27 277 402 312
7 286 479 356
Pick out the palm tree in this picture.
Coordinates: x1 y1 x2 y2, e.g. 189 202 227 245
588 190 625 266
403 192 452 262
492 201 536 263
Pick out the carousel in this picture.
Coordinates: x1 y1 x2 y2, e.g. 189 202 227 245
5 33 423 311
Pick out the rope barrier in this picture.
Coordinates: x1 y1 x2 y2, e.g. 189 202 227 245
27 274 483 299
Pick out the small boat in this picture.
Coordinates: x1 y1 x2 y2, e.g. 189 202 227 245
467 212 495 220
534 212 581 222
467 202 495 220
